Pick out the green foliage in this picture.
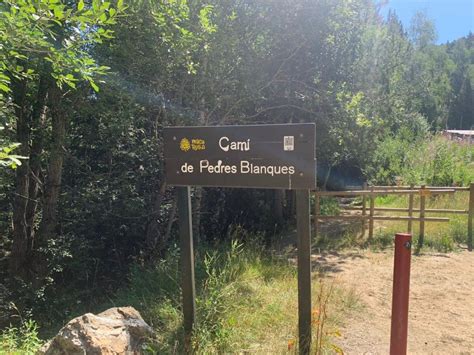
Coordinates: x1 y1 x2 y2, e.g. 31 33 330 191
0 0 125 94
319 197 340 216
114 240 262 352
113 240 353 353
0 320 42 354
369 133 473 186
0 141 26 169
371 231 395 250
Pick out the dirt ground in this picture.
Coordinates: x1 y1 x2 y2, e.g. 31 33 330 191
314 249 474 354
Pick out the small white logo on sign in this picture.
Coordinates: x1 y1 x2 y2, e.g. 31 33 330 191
284 136 294 151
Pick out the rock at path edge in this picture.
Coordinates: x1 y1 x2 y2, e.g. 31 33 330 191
37 306 154 355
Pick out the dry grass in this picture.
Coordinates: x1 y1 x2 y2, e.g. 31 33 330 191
223 272 359 353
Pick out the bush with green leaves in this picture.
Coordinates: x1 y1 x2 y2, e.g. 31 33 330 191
0 319 42 354
369 133 473 186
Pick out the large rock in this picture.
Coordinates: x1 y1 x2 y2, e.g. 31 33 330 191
38 307 153 355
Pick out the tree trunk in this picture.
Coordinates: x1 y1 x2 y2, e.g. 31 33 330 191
322 164 333 191
25 75 49 253
10 79 31 277
37 85 66 244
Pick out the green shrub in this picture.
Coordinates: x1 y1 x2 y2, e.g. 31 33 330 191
369 133 473 186
0 320 42 354
320 197 340 216
450 218 467 244
423 234 455 253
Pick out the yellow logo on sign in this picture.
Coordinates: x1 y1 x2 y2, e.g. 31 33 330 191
180 138 206 152
191 139 205 151
180 138 191 152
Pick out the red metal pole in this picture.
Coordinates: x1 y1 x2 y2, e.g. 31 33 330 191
390 233 412 355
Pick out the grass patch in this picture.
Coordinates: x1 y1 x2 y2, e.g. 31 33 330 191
0 238 361 354
112 240 359 353
372 191 469 252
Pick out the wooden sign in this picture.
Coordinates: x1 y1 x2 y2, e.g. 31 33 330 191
164 123 316 190
165 123 316 353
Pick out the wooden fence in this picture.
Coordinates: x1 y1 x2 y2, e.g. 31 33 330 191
313 183 474 251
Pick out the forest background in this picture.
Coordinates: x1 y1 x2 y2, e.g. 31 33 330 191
0 0 473 349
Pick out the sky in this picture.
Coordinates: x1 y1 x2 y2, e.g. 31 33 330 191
382 0 473 44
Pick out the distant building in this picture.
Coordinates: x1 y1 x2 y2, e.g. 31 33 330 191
442 130 474 144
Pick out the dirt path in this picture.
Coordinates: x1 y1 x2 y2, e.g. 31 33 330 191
315 249 474 354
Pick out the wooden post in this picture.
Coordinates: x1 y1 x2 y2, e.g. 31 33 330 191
177 186 196 352
369 185 374 241
468 182 473 251
296 189 312 355
408 184 414 234
418 185 426 250
362 182 367 237
314 189 320 241
362 182 367 215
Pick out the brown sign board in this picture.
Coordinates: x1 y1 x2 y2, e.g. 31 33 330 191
164 123 316 189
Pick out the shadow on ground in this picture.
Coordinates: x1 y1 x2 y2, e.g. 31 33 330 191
311 251 365 274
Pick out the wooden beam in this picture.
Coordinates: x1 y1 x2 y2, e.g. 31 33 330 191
314 189 320 242
316 189 455 196
418 185 426 250
408 184 414 234
468 183 473 251
315 215 369 219
177 186 196 352
342 206 468 214
296 190 312 354
369 185 469 191
369 186 374 240
314 215 449 222
372 216 449 222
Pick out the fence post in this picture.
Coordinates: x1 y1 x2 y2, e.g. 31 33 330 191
369 185 374 241
408 184 414 234
418 185 426 250
390 233 412 355
314 189 320 242
362 182 367 237
468 182 473 251
362 182 367 215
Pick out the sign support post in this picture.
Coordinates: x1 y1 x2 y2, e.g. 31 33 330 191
177 186 196 352
296 189 312 354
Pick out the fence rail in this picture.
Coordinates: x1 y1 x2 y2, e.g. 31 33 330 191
346 185 470 191
313 183 474 251
317 189 455 196
343 207 468 214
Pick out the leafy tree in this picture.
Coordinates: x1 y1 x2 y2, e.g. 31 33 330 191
1 0 125 279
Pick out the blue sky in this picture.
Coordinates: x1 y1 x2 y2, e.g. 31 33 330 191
381 0 473 43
